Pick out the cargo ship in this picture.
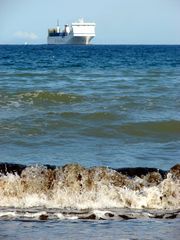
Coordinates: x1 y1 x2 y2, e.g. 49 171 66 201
47 18 96 45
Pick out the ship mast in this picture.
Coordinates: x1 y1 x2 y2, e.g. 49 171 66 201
56 19 60 33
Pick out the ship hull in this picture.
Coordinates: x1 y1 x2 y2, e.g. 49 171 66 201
47 35 94 45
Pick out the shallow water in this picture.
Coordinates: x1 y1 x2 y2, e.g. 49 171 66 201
0 45 180 239
0 219 179 240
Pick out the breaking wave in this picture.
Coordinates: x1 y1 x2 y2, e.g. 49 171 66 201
0 163 179 220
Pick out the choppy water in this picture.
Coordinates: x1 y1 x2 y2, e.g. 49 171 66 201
0 45 180 239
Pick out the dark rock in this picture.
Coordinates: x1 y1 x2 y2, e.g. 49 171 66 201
39 214 48 220
0 162 26 176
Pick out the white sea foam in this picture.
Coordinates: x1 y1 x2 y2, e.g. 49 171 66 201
0 164 179 211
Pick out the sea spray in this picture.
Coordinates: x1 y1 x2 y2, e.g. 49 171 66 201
0 163 179 212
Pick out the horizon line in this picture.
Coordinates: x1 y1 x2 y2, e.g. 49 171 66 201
0 43 180 46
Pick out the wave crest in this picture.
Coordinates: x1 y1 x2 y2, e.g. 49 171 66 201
19 91 85 104
0 163 179 211
0 91 85 107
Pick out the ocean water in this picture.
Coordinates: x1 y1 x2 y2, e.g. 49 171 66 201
0 45 179 239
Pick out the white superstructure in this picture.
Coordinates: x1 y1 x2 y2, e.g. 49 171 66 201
47 18 96 45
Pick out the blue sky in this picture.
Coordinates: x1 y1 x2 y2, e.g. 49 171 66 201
0 0 179 44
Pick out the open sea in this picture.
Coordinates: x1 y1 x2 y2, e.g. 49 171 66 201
0 45 179 239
